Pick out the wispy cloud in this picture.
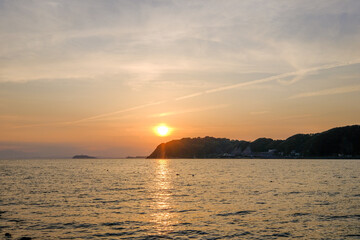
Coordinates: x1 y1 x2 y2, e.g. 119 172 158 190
148 104 228 118
290 84 360 99
275 114 314 121
69 101 165 124
277 72 306 85
70 59 360 124
175 92 205 101
12 122 68 129
175 59 360 101
12 101 165 129
12 59 360 129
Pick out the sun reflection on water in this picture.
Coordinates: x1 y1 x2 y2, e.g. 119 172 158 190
150 159 176 234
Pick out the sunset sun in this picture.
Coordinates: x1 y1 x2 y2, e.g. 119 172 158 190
154 124 171 137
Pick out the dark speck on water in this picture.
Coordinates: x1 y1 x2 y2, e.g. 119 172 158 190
0 159 359 239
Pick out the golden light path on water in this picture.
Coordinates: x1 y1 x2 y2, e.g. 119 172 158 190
0 159 359 239
150 159 177 234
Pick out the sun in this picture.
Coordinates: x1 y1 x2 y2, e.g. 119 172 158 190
154 124 171 137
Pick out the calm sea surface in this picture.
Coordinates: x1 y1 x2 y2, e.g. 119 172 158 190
0 159 359 239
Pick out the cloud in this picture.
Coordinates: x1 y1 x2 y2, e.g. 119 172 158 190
12 59 360 129
2 1 360 131
276 114 313 121
73 60 360 124
175 92 205 101
148 104 228 118
277 71 306 85
1 0 359 86
289 84 360 99
69 100 165 124
175 59 360 100
12 101 165 129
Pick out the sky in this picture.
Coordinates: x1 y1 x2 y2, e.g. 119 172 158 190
0 0 360 158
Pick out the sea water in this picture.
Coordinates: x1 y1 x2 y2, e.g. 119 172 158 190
0 159 359 239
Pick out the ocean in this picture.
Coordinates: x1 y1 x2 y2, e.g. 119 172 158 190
0 159 359 239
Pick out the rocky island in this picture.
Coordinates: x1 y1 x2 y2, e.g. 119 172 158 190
72 155 97 159
147 125 360 159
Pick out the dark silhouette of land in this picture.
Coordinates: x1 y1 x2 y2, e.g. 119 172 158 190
72 155 96 159
147 125 360 159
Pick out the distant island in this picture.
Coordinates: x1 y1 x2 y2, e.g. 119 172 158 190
147 125 360 159
72 155 97 159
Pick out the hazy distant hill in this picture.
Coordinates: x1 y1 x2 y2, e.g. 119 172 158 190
147 125 360 159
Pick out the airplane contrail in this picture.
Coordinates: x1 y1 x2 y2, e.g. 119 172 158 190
69 100 166 124
147 104 228 118
80 59 359 122
176 59 360 100
12 101 165 128
13 59 360 128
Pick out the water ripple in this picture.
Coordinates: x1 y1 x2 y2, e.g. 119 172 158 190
216 210 255 216
0 158 359 239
